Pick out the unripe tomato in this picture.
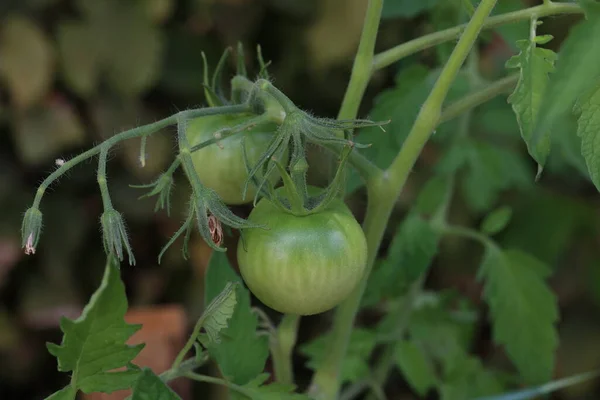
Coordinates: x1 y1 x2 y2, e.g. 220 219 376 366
237 187 368 315
186 114 283 205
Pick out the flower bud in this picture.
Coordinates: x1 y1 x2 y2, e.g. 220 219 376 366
100 209 135 265
21 207 43 255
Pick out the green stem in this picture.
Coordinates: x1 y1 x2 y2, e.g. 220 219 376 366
310 1 499 399
31 104 250 210
372 1 582 71
337 0 384 122
171 314 208 370
161 353 209 382
271 314 300 385
438 73 518 125
184 371 255 398
97 145 113 209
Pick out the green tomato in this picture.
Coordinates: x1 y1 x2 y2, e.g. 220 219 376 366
237 187 368 315
186 114 283 205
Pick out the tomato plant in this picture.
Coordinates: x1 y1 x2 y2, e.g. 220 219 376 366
237 186 367 316
14 1 600 400
186 114 284 205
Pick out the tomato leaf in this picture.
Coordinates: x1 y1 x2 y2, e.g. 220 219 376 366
45 257 144 399
530 1 600 175
506 27 557 176
363 213 439 307
405 296 505 399
478 248 559 383
300 328 377 384
239 373 311 400
204 252 269 385
573 78 600 192
480 206 513 235
130 368 181 400
394 339 438 396
201 281 237 344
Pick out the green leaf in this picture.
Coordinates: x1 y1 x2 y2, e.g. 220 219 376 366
204 252 269 385
239 373 311 400
480 206 512 235
457 140 530 213
130 368 181 400
395 340 438 396
45 257 143 398
440 356 505 400
363 213 439 307
300 328 377 384
382 0 441 18
202 281 238 344
46 386 77 400
531 1 600 173
479 248 559 383
506 30 557 175
573 79 600 191
414 176 451 215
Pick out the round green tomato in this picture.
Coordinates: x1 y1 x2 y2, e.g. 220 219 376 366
186 114 283 205
237 188 368 315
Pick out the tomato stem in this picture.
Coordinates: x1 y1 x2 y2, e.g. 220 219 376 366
271 314 300 385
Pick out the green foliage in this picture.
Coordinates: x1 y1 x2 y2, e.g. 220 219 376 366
238 373 312 400
130 368 181 400
381 0 441 19
506 29 557 175
203 252 269 385
394 339 438 396
46 257 144 399
348 65 468 192
531 1 600 174
574 79 600 191
436 138 530 212
300 328 377 384
480 206 513 235
201 281 238 344
363 213 439 307
478 248 559 383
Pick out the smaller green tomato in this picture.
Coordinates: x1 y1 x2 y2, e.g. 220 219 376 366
237 187 368 315
186 114 283 205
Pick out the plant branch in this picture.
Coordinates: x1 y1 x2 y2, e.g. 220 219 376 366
30 104 250 210
309 1 499 399
337 0 384 121
184 372 255 398
373 2 583 71
439 73 518 124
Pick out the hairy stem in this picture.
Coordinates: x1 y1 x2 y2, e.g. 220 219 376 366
373 1 582 71
310 1 499 399
271 314 300 385
31 104 250 210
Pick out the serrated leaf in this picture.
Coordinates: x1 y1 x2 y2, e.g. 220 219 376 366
363 213 439 307
382 0 440 18
130 368 181 400
240 373 311 400
478 248 559 383
531 1 600 173
300 328 377 384
480 206 512 235
204 252 269 385
45 257 143 399
506 32 557 173
573 79 600 191
79 369 141 394
0 15 54 109
201 282 237 344
459 140 530 213
395 340 438 396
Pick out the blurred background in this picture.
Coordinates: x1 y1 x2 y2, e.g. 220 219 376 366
1 0 599 399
